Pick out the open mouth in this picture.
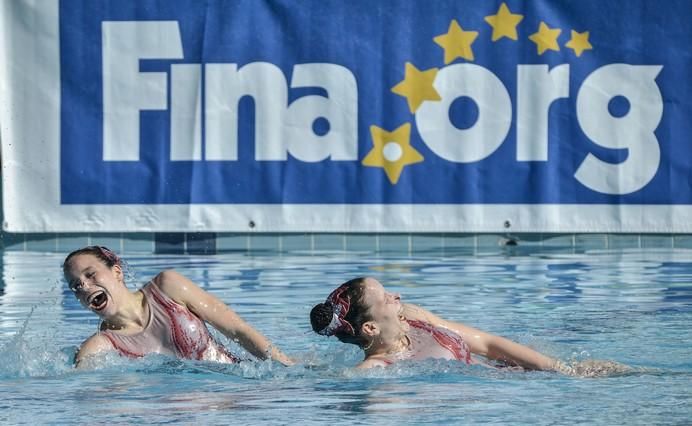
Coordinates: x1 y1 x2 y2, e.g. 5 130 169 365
88 291 108 311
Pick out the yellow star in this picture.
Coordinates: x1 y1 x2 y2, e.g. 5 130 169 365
529 22 562 55
565 30 592 57
484 2 524 41
391 62 441 113
362 123 424 185
433 19 479 64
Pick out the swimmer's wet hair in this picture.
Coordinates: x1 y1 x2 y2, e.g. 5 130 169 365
63 245 121 273
310 277 373 347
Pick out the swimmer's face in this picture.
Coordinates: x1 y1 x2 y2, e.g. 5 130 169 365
64 253 125 318
360 278 405 337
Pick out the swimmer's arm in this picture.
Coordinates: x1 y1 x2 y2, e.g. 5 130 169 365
472 332 558 371
402 303 558 371
154 270 294 366
74 334 113 368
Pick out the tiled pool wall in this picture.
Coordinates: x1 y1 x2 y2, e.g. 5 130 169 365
1 231 691 254
2 170 691 254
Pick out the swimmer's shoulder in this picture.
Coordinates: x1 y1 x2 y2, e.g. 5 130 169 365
402 303 440 323
150 269 197 303
401 303 422 317
75 333 114 367
357 356 391 369
151 269 186 290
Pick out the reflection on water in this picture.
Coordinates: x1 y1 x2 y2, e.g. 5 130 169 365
0 249 691 424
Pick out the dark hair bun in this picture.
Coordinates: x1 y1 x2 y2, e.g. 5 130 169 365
310 302 335 333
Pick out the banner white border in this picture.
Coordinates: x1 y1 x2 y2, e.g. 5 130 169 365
3 1 692 233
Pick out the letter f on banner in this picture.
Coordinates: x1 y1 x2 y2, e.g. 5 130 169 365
102 21 183 161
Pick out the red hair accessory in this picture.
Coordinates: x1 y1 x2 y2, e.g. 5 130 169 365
317 284 355 336
96 246 121 266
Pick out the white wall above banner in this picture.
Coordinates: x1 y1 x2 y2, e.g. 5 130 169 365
2 0 691 233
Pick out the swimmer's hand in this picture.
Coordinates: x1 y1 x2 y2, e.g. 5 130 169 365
279 357 296 366
554 359 631 377
266 347 295 366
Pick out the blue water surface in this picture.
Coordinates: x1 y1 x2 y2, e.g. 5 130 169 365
0 247 690 424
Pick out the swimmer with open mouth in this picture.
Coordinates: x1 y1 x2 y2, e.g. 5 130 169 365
68 264 119 317
64 245 294 367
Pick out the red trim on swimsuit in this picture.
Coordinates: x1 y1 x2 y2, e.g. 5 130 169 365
147 284 240 363
101 332 144 359
148 286 207 359
407 319 472 364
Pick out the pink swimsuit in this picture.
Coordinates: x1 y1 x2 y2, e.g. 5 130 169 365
100 283 239 363
379 319 473 365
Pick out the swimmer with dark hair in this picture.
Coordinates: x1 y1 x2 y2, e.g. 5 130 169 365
311 277 626 376
64 246 293 367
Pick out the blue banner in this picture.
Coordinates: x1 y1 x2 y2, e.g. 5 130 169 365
2 0 692 232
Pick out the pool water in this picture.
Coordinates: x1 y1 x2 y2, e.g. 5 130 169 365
1 248 690 424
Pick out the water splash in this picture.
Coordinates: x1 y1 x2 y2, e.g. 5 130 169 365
0 308 74 378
